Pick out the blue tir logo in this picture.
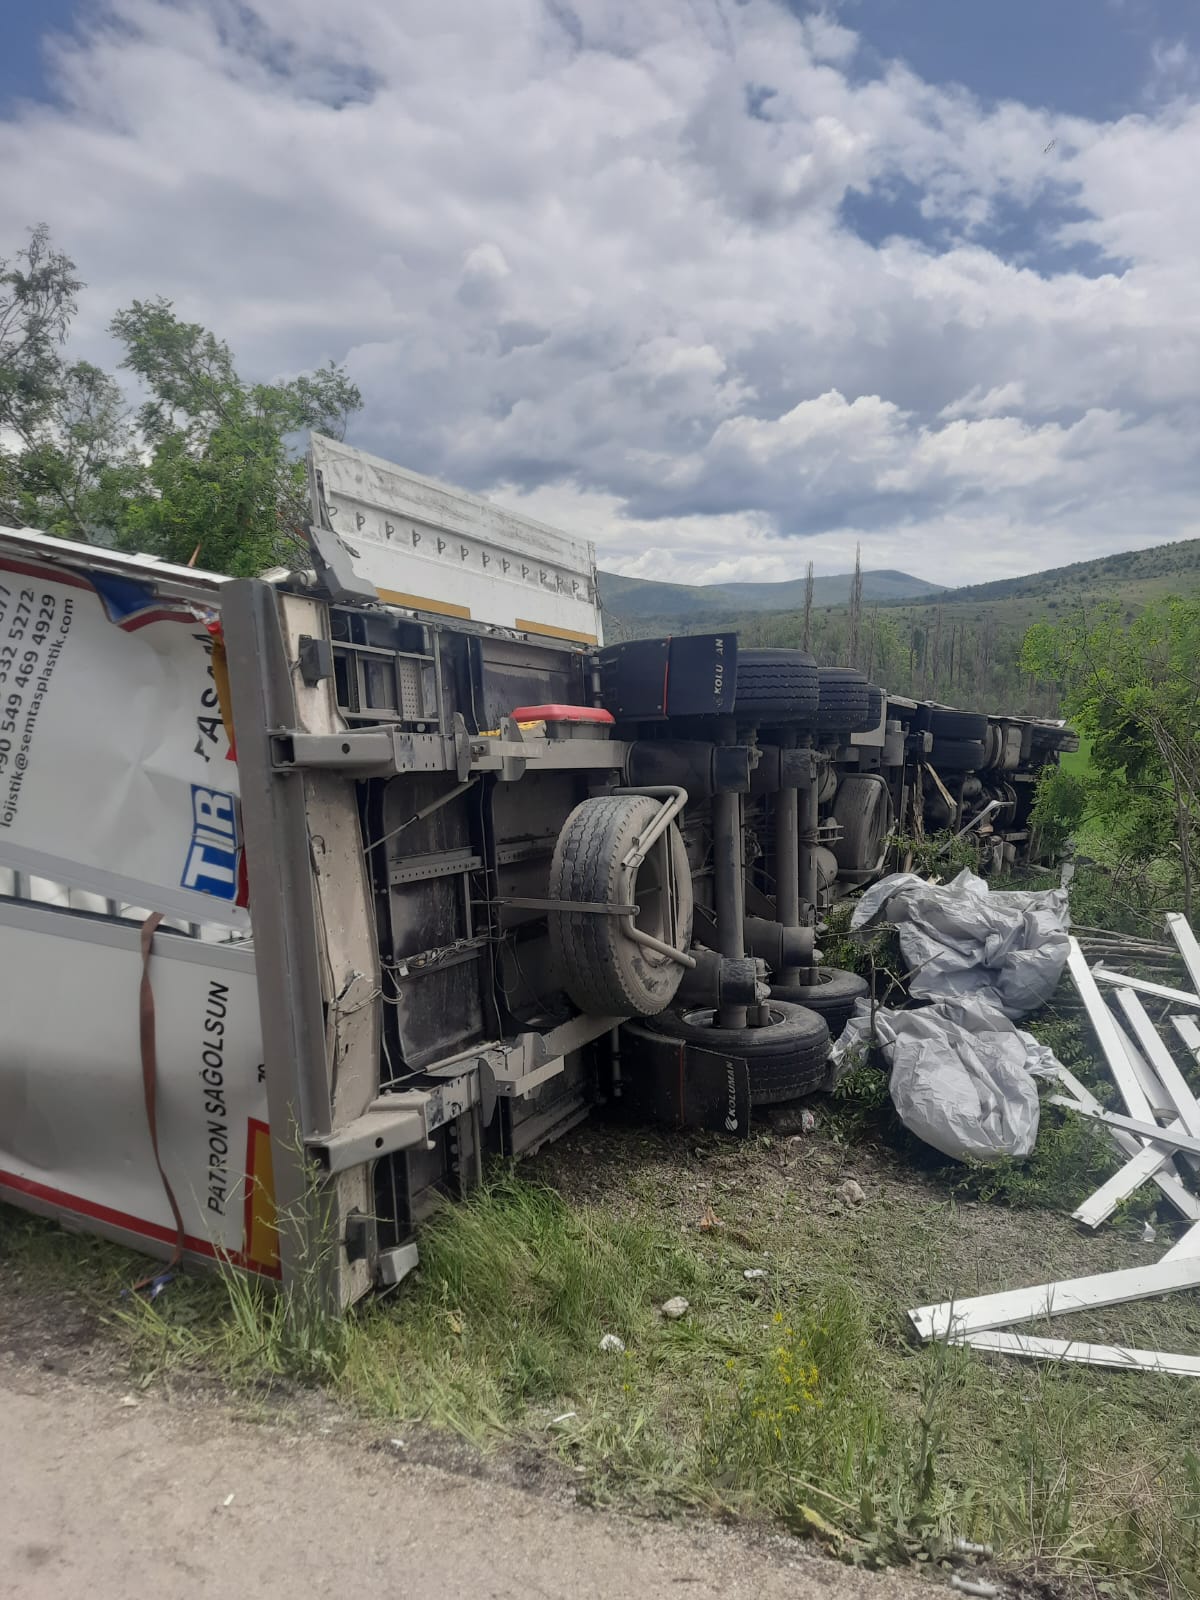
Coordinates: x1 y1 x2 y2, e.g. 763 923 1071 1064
181 785 240 901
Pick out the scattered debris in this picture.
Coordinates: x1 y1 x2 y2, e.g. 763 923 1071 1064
660 1296 690 1320
952 1538 994 1559
118 1395 139 1409
910 923 1200 1377
950 1576 1000 1598
850 869 1070 1019
770 1105 817 1135
599 1333 625 1354
832 997 1054 1162
838 1178 866 1206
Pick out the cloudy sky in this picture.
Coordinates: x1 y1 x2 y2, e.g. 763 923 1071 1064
3 0 1199 587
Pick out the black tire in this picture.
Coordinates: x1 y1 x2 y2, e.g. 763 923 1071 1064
831 773 893 872
769 966 868 1035
815 666 870 730
649 1000 830 1104
930 707 988 741
734 648 820 719
930 737 986 771
981 724 1004 770
856 683 885 732
548 795 693 1018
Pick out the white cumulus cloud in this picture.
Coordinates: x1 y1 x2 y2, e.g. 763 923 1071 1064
1 0 1198 585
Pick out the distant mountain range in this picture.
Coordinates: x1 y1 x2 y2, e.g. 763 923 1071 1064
595 537 1200 715
597 567 942 623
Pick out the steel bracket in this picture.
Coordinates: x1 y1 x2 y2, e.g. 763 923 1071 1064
307 1072 478 1174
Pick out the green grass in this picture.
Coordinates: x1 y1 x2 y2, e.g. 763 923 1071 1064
8 1107 1200 1591
6 845 1200 1590
1058 734 1094 780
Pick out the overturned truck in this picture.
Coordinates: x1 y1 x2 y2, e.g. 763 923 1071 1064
0 436 1075 1308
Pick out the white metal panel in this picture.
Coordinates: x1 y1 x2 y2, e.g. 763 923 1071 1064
0 524 231 601
307 434 601 645
0 899 273 1274
0 549 247 929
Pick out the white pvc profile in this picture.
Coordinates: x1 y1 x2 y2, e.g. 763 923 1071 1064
1164 1221 1200 1261
1112 1014 1175 1120
1167 913 1200 998
1068 942 1159 1125
1072 1138 1182 1229
951 1329 1200 1377
1114 989 1200 1139
1092 968 1200 1008
1051 1098 1200 1159
909 1257 1200 1342
1047 1064 1200 1220
1173 1014 1200 1066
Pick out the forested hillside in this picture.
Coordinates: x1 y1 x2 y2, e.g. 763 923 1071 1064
601 538 1200 714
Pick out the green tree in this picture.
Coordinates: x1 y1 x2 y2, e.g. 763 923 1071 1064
1 225 363 575
1023 597 1200 918
0 225 136 538
110 299 361 574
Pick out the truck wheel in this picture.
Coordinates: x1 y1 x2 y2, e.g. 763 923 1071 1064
831 773 893 872
734 649 820 719
548 794 693 1018
770 967 868 1036
815 667 870 730
649 1001 830 1104
855 683 885 732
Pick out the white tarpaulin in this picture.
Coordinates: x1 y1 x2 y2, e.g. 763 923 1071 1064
830 995 1062 1162
0 541 247 928
0 899 276 1275
850 869 1070 1019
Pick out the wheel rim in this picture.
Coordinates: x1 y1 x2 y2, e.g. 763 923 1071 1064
681 1005 789 1031
632 843 666 947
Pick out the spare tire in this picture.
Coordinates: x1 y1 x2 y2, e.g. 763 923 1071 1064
815 666 870 730
734 648 820 720
647 1000 830 1104
770 966 868 1036
930 707 988 741
930 737 986 772
831 773 893 873
548 794 693 1018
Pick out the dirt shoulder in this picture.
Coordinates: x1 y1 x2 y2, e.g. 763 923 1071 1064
0 1354 924 1600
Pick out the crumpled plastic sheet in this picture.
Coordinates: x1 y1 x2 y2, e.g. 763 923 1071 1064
850 868 1070 1020
829 995 1064 1162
